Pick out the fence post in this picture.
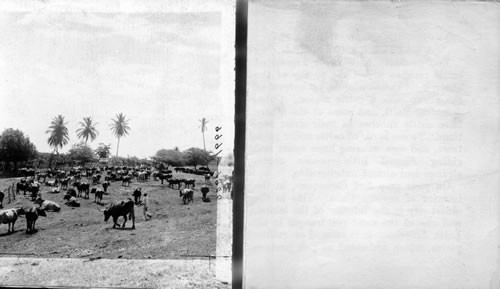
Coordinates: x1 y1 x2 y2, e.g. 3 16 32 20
11 183 15 200
7 186 11 204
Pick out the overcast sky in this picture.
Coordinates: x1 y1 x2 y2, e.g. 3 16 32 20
0 11 230 159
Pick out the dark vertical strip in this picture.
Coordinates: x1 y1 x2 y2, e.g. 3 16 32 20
233 0 247 288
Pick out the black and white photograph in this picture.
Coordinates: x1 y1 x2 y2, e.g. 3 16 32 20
0 0 234 288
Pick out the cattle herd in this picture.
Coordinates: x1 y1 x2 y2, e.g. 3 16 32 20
0 165 216 235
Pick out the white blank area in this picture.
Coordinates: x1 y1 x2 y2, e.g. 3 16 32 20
245 1 499 289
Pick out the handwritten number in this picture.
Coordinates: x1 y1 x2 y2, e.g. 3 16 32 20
215 126 222 132
215 134 222 140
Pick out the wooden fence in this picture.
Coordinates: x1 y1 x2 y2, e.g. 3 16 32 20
1 182 16 208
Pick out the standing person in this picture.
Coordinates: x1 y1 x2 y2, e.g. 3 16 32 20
142 192 152 220
133 187 142 205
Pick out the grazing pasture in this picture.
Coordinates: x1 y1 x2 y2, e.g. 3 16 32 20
0 169 218 260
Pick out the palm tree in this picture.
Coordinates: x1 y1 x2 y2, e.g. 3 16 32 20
46 115 70 154
199 117 208 151
76 117 98 145
110 113 130 157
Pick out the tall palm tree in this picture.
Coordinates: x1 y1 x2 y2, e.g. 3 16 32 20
76 117 98 145
46 115 70 154
110 113 130 157
199 117 208 151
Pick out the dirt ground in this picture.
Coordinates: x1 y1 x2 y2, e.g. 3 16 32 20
0 257 230 289
0 170 218 260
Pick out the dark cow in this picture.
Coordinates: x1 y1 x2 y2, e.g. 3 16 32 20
201 186 210 202
132 188 142 205
28 183 41 201
92 174 101 184
25 207 47 233
64 188 77 200
183 179 195 189
158 173 172 184
168 179 182 189
122 176 132 187
102 181 110 193
100 198 135 229
0 207 25 233
64 196 80 207
108 173 117 182
36 173 48 183
77 182 90 198
94 189 104 204
16 180 28 195
179 189 194 205
0 190 4 208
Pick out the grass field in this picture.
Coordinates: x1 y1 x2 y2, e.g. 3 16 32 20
0 170 218 260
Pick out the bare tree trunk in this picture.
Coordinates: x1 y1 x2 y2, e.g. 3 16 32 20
202 131 206 151
116 137 120 157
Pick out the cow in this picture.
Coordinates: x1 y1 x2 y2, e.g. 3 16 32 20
201 186 210 202
132 188 142 205
168 178 182 189
179 189 194 205
36 173 48 183
137 172 147 182
223 179 232 193
183 179 195 189
0 191 4 208
158 173 172 184
45 179 58 187
28 183 41 201
77 182 90 198
60 177 70 190
49 188 60 194
100 198 135 229
64 196 80 207
94 189 104 204
204 173 211 183
122 176 132 187
92 174 101 184
108 173 117 182
64 188 77 200
102 181 110 194
35 198 61 212
16 180 28 195
25 207 47 233
0 207 25 233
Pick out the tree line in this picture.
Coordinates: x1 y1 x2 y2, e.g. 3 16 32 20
0 113 215 173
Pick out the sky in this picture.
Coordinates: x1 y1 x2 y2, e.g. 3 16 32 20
0 10 232 159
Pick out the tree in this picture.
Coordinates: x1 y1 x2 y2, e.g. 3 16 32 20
110 113 130 157
67 143 97 166
95 143 112 159
199 118 208 151
0 128 38 170
183 147 213 169
76 117 98 145
153 148 185 167
46 115 69 154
